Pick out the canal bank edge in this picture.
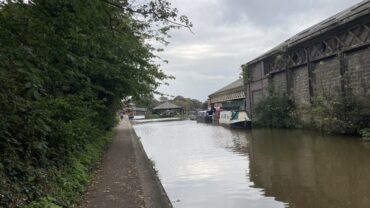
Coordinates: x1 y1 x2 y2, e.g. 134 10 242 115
128 120 174 208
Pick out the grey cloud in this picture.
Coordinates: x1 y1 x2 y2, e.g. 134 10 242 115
219 0 361 27
156 0 363 100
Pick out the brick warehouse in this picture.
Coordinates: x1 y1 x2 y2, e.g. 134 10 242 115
243 1 370 125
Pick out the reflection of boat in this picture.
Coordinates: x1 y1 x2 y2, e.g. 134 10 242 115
197 110 213 122
219 110 251 128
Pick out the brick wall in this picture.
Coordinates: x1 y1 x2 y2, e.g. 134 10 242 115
244 18 370 128
290 66 311 125
246 47 369 126
312 57 341 99
290 66 310 106
346 47 370 99
250 62 264 81
270 72 287 94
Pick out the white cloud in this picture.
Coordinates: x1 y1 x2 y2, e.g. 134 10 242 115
165 44 235 60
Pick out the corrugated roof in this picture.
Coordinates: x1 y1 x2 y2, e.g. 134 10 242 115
153 102 182 110
247 0 370 65
209 78 244 97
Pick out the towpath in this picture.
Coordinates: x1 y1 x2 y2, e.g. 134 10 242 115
79 117 172 208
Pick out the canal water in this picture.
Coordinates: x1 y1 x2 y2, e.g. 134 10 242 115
133 120 370 208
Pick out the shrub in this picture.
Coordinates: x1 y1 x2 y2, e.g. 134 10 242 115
360 128 370 141
253 88 298 128
311 89 370 135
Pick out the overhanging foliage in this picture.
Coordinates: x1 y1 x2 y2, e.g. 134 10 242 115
0 0 190 206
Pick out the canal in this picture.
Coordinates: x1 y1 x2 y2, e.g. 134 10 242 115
133 120 370 208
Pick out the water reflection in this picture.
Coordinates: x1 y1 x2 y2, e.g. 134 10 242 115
134 120 370 208
247 129 370 208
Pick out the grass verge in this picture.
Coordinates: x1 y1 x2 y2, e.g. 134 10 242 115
26 130 115 208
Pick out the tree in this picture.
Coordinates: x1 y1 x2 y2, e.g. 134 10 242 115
202 100 209 110
174 95 185 101
131 94 159 109
172 96 203 112
0 0 190 206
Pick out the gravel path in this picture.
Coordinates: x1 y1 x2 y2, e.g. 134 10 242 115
79 117 172 208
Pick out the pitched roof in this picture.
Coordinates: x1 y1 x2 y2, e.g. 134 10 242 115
209 78 244 97
153 102 182 110
248 0 370 65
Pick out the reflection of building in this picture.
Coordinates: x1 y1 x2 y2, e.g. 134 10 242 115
153 102 183 117
246 129 370 208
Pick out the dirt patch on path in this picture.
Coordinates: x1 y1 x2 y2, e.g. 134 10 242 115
79 117 172 208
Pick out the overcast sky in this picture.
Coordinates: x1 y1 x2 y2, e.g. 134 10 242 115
156 0 363 101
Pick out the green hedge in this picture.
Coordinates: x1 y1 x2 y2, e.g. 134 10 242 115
0 0 187 207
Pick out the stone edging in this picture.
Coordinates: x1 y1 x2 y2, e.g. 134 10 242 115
127 120 173 208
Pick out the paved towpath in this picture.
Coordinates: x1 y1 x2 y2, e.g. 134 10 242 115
79 117 172 208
